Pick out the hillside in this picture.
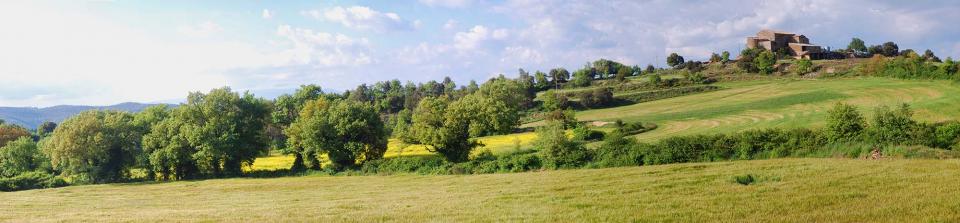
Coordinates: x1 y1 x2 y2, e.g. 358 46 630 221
3 158 959 222
577 77 960 141
0 102 165 128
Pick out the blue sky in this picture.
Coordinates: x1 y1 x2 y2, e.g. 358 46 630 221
1 0 959 107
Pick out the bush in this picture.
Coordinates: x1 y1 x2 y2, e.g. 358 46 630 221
360 155 449 175
535 122 592 169
572 125 605 141
868 104 916 145
0 171 68 192
825 103 866 142
734 174 755 185
592 132 645 168
577 88 614 108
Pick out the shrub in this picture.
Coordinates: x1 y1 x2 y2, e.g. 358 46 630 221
592 132 645 168
0 171 68 192
360 155 448 175
535 122 592 169
794 58 813 75
825 103 866 142
572 125 605 141
734 174 755 185
868 104 916 144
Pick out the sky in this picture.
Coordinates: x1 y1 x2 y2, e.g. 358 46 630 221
1 0 959 107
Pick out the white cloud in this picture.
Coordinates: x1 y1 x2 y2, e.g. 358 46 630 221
302 6 416 32
262 9 273 19
453 25 508 51
419 0 473 8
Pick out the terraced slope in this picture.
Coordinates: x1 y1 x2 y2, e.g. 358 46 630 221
575 77 960 141
4 158 960 222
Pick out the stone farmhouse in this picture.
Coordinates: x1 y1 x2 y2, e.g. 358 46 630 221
746 29 827 59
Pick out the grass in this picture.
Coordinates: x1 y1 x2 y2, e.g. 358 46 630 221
574 77 960 141
4 158 960 222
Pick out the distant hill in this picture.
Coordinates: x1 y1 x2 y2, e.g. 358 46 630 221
0 102 171 129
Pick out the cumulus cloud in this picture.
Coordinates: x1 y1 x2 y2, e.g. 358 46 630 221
454 25 509 51
302 6 417 32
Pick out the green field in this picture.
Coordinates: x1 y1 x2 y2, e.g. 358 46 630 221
576 77 960 141
3 158 960 222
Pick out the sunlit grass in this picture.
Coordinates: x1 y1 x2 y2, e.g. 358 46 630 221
6 158 960 222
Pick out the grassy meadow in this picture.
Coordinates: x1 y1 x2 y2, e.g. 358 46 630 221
4 158 960 222
577 77 960 141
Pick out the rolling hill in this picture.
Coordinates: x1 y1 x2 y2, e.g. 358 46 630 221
0 102 167 128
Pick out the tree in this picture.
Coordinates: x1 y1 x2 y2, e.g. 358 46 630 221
881 42 899 57
43 110 141 183
615 65 631 81
548 68 570 83
572 68 592 87
667 53 684 68
847 38 867 53
755 50 776 75
709 53 722 63
179 87 270 176
578 88 614 108
0 124 31 148
922 49 941 62
645 64 656 74
825 103 866 142
0 137 50 178
287 99 387 169
737 48 761 73
794 58 813 75
141 110 198 180
407 97 480 162
720 51 731 63
35 122 57 137
534 121 591 169
534 70 550 90
541 90 569 111
271 85 323 171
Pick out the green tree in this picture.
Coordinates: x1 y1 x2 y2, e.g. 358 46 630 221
615 65 631 81
407 97 480 162
720 51 731 63
287 99 387 169
709 53 722 63
922 49 941 62
645 64 656 74
141 110 198 180
533 70 550 90
271 85 323 171
43 110 141 183
36 122 57 137
541 90 569 111
548 68 570 83
0 137 50 177
825 103 866 142
179 87 271 176
572 68 592 87
847 38 867 53
881 42 899 57
666 53 684 68
755 50 776 74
